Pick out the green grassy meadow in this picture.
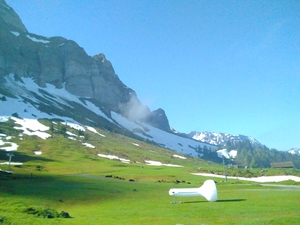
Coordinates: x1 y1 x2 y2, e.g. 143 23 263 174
1 122 300 224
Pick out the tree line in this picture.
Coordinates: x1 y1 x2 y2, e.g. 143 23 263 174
226 140 300 168
196 140 300 169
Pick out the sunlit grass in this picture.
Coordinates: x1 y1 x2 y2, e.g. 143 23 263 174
1 174 299 224
1 122 300 224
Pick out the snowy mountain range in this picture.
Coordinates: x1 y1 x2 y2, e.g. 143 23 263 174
189 131 263 147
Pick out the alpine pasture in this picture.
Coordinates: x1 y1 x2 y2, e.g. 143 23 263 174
1 119 299 224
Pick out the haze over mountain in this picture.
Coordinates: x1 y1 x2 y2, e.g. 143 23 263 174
0 0 299 166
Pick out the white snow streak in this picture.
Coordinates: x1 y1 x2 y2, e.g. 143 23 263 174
192 173 300 183
97 153 130 163
26 34 50 43
145 160 183 167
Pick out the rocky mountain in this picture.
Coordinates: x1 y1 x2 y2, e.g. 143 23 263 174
1 0 300 168
0 0 171 132
188 131 263 148
0 0 27 32
0 0 217 158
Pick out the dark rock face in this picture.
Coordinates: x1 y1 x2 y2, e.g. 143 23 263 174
0 0 171 131
142 108 171 132
0 0 27 32
0 1 138 112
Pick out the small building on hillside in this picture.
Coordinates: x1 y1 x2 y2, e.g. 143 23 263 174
270 161 294 168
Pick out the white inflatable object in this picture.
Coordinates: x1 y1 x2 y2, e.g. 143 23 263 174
169 179 218 202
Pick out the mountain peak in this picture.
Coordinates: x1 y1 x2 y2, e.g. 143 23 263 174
0 0 27 32
141 108 171 132
0 0 172 134
189 131 263 148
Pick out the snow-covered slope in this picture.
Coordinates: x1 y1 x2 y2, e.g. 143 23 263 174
111 112 216 157
1 74 112 123
189 131 262 147
0 74 217 157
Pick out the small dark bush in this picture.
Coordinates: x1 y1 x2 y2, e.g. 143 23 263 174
59 211 71 218
24 207 71 219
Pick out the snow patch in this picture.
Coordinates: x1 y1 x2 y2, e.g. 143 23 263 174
68 137 77 141
26 34 50 43
0 162 23 165
0 141 18 151
0 133 18 151
217 148 237 159
83 100 114 123
173 154 187 159
66 131 77 137
62 122 85 131
82 143 95 148
10 31 20 36
12 117 51 140
229 150 237 158
86 126 105 137
0 117 9 122
97 153 130 163
145 160 183 167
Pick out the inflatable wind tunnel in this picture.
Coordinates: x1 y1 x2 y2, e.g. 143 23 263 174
169 179 218 202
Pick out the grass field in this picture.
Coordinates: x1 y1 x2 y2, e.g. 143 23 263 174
1 171 300 224
1 122 300 224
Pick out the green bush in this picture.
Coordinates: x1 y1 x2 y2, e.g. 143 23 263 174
24 207 70 219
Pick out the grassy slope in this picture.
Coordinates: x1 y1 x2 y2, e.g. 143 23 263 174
0 120 300 224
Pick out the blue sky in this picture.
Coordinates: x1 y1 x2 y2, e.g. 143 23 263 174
6 0 300 150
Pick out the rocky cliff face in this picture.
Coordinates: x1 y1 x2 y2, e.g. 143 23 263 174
0 0 27 32
141 108 170 132
0 0 171 132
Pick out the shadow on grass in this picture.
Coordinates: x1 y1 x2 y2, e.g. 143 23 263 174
0 173 131 204
183 199 246 204
0 150 55 163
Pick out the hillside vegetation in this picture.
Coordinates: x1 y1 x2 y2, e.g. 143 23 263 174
226 141 300 168
1 119 300 224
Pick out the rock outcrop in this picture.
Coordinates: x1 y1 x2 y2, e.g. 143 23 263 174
0 0 27 32
141 108 171 132
0 0 171 131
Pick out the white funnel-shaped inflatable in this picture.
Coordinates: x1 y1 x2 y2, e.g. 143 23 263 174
169 179 217 202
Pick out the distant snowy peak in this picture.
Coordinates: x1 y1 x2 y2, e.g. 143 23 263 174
188 131 263 147
288 148 300 156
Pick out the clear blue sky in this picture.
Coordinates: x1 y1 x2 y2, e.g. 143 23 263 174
6 0 300 150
